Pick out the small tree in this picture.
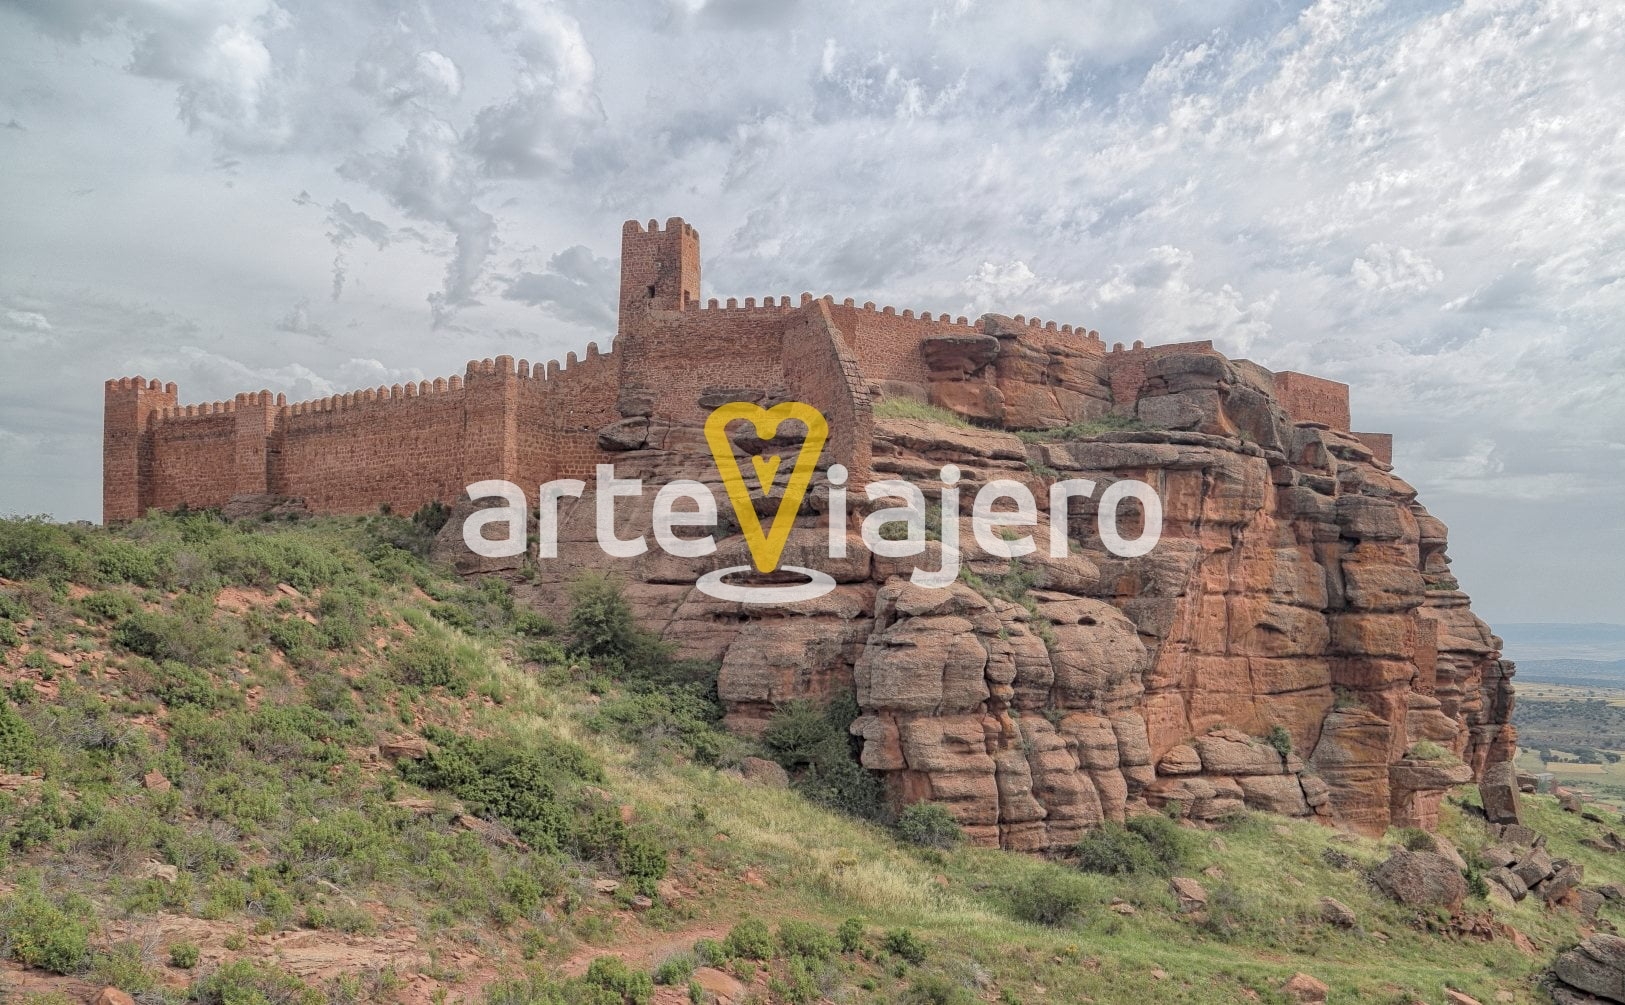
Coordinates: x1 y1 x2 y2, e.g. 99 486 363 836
896 803 964 850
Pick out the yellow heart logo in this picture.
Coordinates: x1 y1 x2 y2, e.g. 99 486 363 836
704 401 829 573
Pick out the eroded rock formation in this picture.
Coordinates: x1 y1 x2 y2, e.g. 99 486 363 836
438 321 1516 850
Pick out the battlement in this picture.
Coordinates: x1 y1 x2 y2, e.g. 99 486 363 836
104 215 1376 523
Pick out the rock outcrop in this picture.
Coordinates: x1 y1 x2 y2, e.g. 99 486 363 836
442 328 1516 851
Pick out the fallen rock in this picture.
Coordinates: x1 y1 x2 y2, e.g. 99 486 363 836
1444 990 1483 1005
1169 877 1208 915
1551 934 1625 1003
454 814 527 850
137 860 178 883
1542 861 1586 905
1318 897 1357 928
142 770 171 792
1487 867 1528 902
691 967 747 1005
593 879 621 895
1371 850 1468 911
1513 846 1555 888
738 756 790 788
378 736 430 761
1282 972 1329 1004
1479 844 1519 869
1561 791 1585 814
1597 882 1625 902
93 990 135 1005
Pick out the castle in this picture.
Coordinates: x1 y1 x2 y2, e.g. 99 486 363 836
102 218 1520 846
103 216 1390 523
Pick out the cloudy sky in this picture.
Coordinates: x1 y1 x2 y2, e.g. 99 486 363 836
2 0 1621 625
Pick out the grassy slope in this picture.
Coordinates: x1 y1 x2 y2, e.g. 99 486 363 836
0 513 1621 1005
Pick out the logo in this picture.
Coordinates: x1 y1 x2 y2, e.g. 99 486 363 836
460 400 1165 605
697 401 836 603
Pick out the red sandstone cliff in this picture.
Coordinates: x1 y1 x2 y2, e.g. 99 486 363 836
471 307 1517 846
108 216 1519 847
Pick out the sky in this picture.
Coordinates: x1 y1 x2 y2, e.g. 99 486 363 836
1 0 1621 625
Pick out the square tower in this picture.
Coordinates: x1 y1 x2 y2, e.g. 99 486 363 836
619 216 700 337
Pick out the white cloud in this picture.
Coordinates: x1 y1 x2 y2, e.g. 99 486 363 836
2 0 1623 619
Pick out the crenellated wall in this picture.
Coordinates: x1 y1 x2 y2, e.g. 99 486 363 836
104 215 1384 521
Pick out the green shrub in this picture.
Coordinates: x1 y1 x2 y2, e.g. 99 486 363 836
90 941 161 992
585 690 728 765
618 832 669 890
188 959 323 1005
0 518 88 584
777 920 838 961
723 917 775 961
1008 872 1092 926
89 537 166 587
837 917 865 953
1124 813 1189 873
151 660 233 709
896 803 964 850
567 573 657 667
0 885 94 974
901 974 977 1005
1074 822 1159 876
692 938 727 967
80 590 139 622
112 608 234 668
486 972 621 1005
653 953 696 985
0 590 30 622
0 700 38 772
388 635 477 692
762 695 883 821
884 927 928 964
397 729 604 857
316 588 368 649
1267 725 1292 758
0 620 17 647
584 956 654 1004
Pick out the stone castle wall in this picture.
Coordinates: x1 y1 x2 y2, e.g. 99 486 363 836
103 214 1360 522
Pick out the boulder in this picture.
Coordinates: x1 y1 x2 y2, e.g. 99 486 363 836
1318 897 1357 928
1486 866 1528 902
1169 877 1209 915
1156 744 1202 776
1478 760 1522 825
1542 861 1585 905
1551 934 1625 1003
739 757 790 789
142 770 172 792
691 967 748 1005
1512 846 1555 888
93 991 135 1005
1371 850 1468 910
1281 972 1329 1004
379 736 430 761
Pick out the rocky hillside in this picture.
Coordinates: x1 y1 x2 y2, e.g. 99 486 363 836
0 513 1622 1005
458 332 1518 850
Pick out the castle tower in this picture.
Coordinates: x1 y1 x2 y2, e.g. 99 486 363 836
103 377 177 523
619 216 700 338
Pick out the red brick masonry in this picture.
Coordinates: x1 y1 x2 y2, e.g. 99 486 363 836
104 217 1378 522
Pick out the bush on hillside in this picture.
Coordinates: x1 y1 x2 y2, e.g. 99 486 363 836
0 884 95 974
896 803 964 850
1007 872 1093 926
1074 822 1159 876
761 695 885 821
723 918 775 961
